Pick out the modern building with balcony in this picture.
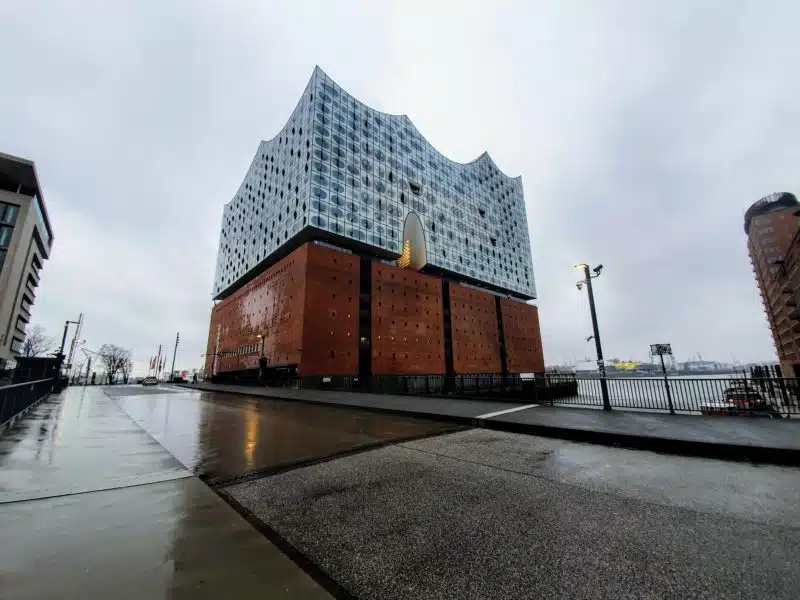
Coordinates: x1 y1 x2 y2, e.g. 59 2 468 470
0 152 54 369
744 192 800 377
205 68 543 386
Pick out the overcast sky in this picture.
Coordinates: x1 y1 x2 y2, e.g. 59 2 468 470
2 1 799 374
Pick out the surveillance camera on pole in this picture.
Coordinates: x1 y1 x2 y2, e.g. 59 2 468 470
574 263 610 411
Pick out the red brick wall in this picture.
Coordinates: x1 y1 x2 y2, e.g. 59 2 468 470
205 246 307 376
500 299 545 374
449 284 502 374
300 244 360 376
371 263 445 375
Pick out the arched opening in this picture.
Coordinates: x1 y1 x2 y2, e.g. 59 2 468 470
397 211 427 271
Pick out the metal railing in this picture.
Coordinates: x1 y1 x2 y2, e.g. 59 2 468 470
0 378 56 430
208 369 800 418
249 373 576 403
545 374 799 418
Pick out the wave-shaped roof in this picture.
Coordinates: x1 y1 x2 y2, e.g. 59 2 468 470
312 66 521 181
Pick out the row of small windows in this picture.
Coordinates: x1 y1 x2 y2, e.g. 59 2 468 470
312 101 519 197
316 78 515 188
218 343 260 359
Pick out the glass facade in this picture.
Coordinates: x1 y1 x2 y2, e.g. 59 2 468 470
213 68 536 300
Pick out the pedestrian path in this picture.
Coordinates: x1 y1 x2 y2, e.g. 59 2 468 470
0 386 333 600
187 382 800 465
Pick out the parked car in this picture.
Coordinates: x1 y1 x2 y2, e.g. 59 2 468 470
713 382 783 417
723 381 763 408
141 376 158 386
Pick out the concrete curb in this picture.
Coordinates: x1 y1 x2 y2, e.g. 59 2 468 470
178 383 800 466
476 418 800 466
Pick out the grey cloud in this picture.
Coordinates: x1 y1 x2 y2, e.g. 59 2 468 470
1 0 798 373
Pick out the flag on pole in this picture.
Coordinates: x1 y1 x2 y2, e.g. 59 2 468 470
150 356 156 370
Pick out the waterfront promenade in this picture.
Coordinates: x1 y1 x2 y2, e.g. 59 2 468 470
185 381 800 465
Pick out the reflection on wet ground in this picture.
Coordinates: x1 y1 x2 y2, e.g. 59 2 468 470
1 477 332 600
0 386 337 600
5 384 800 600
0 388 189 503
107 386 459 483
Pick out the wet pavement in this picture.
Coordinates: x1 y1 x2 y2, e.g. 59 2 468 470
106 386 458 483
0 389 189 503
3 384 800 599
229 428 800 600
188 381 800 464
0 386 336 600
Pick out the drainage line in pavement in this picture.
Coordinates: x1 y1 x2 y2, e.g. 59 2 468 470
215 486 358 600
208 425 469 488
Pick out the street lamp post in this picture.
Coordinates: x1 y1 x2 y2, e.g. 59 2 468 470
257 334 265 357
575 263 611 411
58 318 81 360
169 332 179 383
256 334 268 385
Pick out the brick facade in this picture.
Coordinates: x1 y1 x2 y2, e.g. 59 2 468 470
499 298 545 374
206 243 545 380
371 262 445 375
300 244 359 376
449 284 502 374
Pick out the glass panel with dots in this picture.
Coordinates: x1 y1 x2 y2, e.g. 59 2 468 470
213 67 536 301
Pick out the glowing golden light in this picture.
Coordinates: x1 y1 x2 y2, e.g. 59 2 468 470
397 240 413 269
244 407 259 470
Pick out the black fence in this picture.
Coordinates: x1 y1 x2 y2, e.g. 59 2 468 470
0 378 56 430
545 374 799 418
243 370 800 417
208 368 800 418
235 372 579 403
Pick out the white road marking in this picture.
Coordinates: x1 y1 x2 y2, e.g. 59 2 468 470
475 404 539 420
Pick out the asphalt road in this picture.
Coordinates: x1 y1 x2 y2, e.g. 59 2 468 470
227 429 800 600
